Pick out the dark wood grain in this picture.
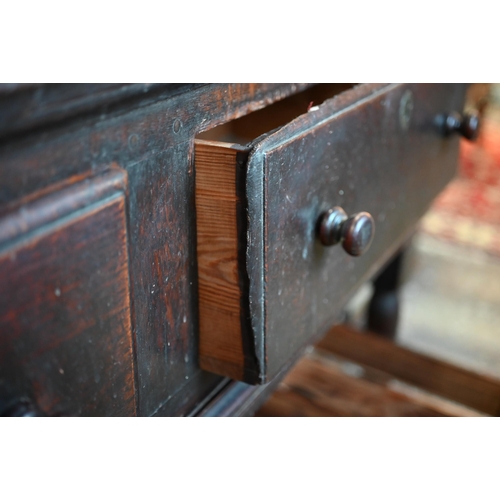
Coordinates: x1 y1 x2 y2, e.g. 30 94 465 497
193 84 467 385
0 84 203 141
0 84 315 415
245 83 467 382
0 83 471 416
0 168 127 243
0 171 136 416
0 84 313 208
316 324 500 415
120 84 313 415
197 84 355 144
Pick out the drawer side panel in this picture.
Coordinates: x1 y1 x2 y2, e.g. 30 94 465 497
196 140 259 382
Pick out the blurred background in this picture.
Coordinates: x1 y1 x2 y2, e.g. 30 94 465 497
349 83 500 377
257 84 500 417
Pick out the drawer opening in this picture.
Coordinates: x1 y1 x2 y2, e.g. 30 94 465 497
196 83 355 145
195 83 355 383
195 83 468 385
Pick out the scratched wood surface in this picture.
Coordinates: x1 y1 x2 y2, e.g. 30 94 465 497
0 84 314 416
0 172 136 416
246 84 467 384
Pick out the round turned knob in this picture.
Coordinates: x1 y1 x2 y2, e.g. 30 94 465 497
318 207 375 256
460 112 481 141
440 111 481 141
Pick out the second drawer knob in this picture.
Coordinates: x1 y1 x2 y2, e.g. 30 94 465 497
439 111 481 141
318 207 375 256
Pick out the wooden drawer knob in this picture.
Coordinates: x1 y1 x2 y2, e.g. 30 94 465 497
318 207 375 256
439 111 481 141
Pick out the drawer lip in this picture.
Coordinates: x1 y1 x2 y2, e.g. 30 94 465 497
245 83 466 382
247 83 392 154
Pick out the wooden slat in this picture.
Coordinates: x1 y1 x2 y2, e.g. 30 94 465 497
195 139 250 381
316 325 500 415
256 354 456 417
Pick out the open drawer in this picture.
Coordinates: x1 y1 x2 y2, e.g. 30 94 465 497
195 83 468 384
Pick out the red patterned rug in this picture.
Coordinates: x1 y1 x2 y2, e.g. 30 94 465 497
421 115 500 256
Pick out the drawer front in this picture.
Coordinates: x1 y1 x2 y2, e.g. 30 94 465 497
0 169 136 416
196 83 467 384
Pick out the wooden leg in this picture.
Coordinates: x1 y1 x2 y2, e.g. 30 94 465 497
367 248 405 339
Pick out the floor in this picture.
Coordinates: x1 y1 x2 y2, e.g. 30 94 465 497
256 86 500 417
397 97 500 378
256 347 485 417
398 234 500 378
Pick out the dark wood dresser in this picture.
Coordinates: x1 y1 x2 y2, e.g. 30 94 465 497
0 83 470 416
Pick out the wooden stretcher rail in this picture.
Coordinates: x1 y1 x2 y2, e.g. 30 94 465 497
316 325 500 416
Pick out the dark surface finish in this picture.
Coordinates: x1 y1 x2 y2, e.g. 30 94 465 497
0 396 46 417
0 84 205 142
0 171 136 416
0 83 314 416
367 248 406 339
318 207 374 256
0 83 467 416
460 112 481 141
439 110 481 141
318 206 348 245
0 168 127 245
122 84 312 415
245 83 467 383
341 212 375 256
